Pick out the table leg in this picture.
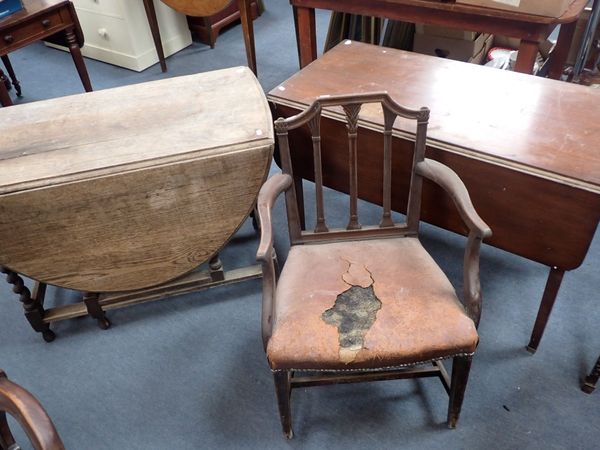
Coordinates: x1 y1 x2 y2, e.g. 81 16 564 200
582 355 600 393
526 267 565 353
292 6 301 65
65 28 93 93
0 56 20 96
83 292 110 330
514 39 539 75
238 0 257 75
1 267 55 342
547 21 577 80
0 71 12 106
142 0 167 73
295 6 317 68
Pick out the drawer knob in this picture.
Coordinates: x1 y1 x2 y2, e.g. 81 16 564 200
41 19 51 27
98 28 108 38
3 35 14 44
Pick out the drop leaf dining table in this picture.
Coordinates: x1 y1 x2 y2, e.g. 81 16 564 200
268 41 600 353
0 67 274 341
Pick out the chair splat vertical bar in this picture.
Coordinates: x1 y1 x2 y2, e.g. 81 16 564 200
380 107 396 228
275 118 304 244
343 103 362 230
406 109 430 232
308 115 328 233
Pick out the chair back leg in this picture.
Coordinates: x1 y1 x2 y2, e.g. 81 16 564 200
273 370 294 439
447 355 473 428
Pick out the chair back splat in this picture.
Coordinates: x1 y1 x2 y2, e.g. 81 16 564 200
274 92 430 245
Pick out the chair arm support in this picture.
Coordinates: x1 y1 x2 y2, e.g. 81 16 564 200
0 370 65 450
416 159 492 239
255 173 293 350
256 173 293 262
415 159 491 327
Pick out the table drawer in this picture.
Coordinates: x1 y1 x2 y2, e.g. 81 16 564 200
0 10 65 52
71 0 124 19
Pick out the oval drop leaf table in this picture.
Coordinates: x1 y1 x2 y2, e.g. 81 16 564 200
0 67 274 340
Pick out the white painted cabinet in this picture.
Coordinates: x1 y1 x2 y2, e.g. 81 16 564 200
69 0 192 71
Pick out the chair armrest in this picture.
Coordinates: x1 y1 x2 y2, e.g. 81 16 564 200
0 370 65 450
416 159 491 239
415 159 492 327
255 173 293 350
256 173 293 262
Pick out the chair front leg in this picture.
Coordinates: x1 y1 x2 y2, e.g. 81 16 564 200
447 355 473 429
273 370 293 439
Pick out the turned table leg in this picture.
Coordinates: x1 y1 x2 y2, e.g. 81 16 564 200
526 267 565 353
65 28 93 93
1 55 20 96
1 267 55 342
0 71 12 106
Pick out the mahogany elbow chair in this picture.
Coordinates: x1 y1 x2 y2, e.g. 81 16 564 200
0 370 64 450
255 92 492 438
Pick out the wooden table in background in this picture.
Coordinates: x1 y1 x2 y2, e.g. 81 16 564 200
291 0 588 78
144 0 257 74
0 0 92 106
268 42 600 353
0 68 273 341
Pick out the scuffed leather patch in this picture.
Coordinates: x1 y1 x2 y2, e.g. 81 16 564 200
322 261 381 363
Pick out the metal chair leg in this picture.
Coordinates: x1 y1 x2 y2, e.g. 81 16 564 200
273 370 293 439
447 355 472 429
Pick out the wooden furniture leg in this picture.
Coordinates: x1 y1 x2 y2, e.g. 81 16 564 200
237 0 257 75
292 6 301 65
447 356 472 429
0 68 9 91
295 6 317 68
65 28 93 93
526 267 565 353
0 72 12 106
209 253 225 282
1 55 20 96
142 0 167 72
582 355 600 393
548 21 577 79
1 268 55 342
514 39 539 74
83 292 110 330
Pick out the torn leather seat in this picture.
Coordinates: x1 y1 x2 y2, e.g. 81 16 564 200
267 238 478 371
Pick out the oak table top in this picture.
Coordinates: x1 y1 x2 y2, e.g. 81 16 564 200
0 67 274 292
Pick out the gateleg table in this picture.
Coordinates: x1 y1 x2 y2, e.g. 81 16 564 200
0 67 273 340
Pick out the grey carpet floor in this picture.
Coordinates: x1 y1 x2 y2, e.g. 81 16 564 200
1 1 598 449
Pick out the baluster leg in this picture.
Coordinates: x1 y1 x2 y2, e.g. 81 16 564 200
1 267 55 342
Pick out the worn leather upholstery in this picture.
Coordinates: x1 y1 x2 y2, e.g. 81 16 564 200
267 237 478 371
